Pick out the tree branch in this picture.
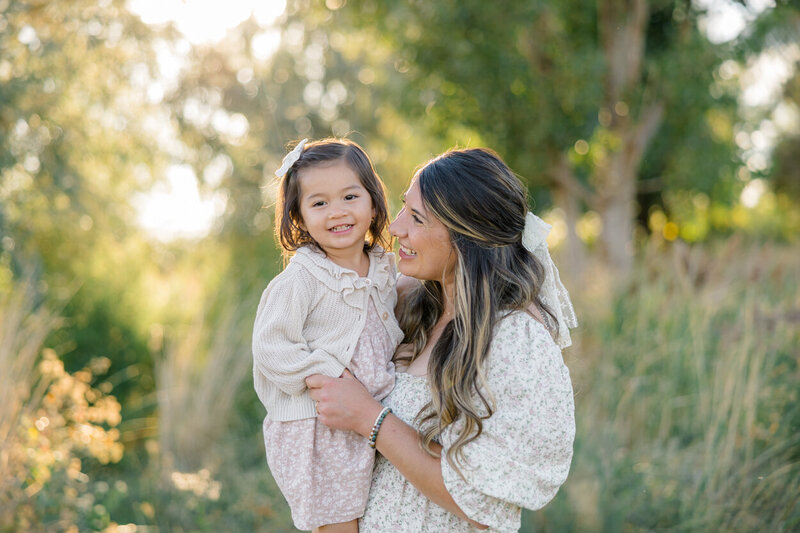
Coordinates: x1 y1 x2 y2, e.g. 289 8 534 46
599 0 650 105
625 101 665 167
546 152 596 207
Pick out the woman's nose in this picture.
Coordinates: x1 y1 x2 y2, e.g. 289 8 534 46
388 210 404 237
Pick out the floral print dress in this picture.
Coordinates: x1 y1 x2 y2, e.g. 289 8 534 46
263 300 396 531
359 311 576 533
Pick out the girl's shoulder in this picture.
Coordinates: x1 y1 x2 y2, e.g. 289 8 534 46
264 247 327 294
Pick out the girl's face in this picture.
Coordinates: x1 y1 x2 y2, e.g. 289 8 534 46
297 160 375 258
389 179 456 283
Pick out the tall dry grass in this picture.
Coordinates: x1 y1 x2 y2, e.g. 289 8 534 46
0 279 125 531
531 238 800 532
0 282 52 437
154 295 256 478
0 279 57 519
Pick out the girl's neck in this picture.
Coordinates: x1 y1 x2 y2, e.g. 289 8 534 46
324 246 370 277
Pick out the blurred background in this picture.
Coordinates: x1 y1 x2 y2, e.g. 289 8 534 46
1 0 799 531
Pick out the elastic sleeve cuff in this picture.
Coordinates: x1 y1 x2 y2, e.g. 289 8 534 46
266 357 346 396
440 455 521 533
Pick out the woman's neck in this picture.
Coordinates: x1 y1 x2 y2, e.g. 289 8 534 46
441 278 456 317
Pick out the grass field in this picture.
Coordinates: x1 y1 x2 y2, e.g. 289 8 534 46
530 238 800 532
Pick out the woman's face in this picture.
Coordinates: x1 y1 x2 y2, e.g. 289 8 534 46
389 178 456 283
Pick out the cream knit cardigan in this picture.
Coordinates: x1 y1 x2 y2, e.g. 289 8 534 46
252 246 404 422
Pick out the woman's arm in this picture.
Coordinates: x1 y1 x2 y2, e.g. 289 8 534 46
305 372 487 529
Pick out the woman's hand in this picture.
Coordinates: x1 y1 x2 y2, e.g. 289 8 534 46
305 370 383 437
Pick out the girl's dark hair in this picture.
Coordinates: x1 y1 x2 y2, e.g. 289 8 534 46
395 147 558 474
275 138 390 258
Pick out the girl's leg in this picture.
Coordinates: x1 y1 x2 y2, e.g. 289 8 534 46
314 519 358 533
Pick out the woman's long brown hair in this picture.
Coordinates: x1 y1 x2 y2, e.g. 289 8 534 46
395 148 558 475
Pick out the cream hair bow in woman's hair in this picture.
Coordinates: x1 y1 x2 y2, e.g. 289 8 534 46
275 138 308 177
521 212 578 348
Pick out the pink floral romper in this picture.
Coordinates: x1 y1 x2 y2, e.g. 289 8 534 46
262 300 396 530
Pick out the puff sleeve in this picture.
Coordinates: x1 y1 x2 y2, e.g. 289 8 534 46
439 312 575 532
252 271 345 397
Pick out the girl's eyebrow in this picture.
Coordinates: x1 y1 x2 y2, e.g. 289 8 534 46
305 184 361 201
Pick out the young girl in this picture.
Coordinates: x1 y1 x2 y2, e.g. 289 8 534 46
252 138 403 532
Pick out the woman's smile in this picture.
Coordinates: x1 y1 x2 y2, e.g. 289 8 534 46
397 244 417 258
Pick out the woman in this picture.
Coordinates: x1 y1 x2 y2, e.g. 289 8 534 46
306 148 577 532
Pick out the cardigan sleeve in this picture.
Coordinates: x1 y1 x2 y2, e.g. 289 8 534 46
439 312 575 531
252 270 346 397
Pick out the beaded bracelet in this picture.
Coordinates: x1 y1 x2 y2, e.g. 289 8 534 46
367 407 392 449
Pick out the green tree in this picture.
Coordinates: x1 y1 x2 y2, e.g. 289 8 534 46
0 0 165 275
336 0 797 275
0 0 169 408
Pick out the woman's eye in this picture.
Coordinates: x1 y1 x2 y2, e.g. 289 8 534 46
411 214 423 224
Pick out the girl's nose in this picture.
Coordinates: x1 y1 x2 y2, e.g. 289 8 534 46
329 202 347 218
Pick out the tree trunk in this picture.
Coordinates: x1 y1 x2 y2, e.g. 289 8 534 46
554 186 586 281
596 102 664 275
592 0 663 277
596 174 636 274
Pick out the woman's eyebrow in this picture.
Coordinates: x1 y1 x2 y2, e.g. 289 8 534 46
408 202 427 221
400 192 427 221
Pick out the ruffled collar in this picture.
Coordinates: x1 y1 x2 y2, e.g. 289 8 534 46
292 245 395 307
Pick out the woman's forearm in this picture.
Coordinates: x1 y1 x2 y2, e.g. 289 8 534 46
307 372 487 529
371 414 487 529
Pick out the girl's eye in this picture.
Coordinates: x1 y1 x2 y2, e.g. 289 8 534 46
312 201 325 207
344 194 358 201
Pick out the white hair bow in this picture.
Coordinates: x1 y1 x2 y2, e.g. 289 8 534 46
522 212 578 348
275 138 308 177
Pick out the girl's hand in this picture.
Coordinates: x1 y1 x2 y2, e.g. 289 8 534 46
305 370 383 437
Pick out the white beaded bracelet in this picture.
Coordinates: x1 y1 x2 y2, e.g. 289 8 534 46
367 407 392 448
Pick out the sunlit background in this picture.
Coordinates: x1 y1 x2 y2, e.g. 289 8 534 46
128 0 287 240
130 0 798 242
1 0 798 531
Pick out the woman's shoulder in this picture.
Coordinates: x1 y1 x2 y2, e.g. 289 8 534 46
488 310 563 378
494 309 555 345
